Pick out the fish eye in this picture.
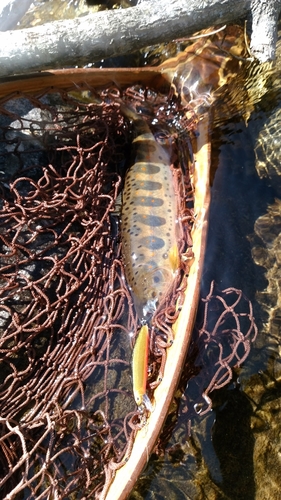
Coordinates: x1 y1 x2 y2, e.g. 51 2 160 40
155 132 169 145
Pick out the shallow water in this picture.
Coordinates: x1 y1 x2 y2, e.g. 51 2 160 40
129 66 281 500
17 0 137 29
5 2 281 499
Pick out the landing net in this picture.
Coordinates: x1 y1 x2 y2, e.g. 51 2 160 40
0 76 258 498
0 83 195 499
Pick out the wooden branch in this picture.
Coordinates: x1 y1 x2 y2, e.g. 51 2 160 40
250 0 281 61
0 0 280 77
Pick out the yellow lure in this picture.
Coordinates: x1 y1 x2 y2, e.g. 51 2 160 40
132 323 152 410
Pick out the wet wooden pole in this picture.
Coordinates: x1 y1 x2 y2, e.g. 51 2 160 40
0 0 280 77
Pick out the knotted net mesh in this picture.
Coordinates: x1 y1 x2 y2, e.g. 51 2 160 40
0 82 196 499
0 70 259 499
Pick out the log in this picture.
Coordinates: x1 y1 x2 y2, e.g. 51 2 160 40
0 0 280 78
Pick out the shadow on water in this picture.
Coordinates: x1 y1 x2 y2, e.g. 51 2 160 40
197 117 275 500
202 118 274 300
211 385 255 500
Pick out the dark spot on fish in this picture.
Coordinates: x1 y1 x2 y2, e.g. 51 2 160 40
146 260 157 268
142 235 165 250
136 142 157 155
135 180 162 191
134 196 163 207
135 160 161 174
135 214 166 227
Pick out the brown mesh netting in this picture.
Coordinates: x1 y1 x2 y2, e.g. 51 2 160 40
150 281 258 461
0 83 196 499
0 63 259 497
185 281 258 416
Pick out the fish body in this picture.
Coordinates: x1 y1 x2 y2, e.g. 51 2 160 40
121 116 179 320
